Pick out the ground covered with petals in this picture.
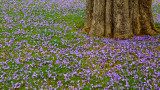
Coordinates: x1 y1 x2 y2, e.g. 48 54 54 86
0 0 160 89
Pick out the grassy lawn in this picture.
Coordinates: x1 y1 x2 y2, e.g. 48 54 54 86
0 0 160 89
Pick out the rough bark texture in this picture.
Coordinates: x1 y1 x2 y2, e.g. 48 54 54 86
105 0 112 38
89 0 106 37
82 0 160 40
82 0 93 33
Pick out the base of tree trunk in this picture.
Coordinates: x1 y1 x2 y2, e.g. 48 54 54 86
82 0 160 40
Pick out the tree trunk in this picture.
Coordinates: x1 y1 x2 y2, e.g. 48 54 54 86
82 0 160 40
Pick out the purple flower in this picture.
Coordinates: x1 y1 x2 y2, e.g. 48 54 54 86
55 60 60 64
125 79 130 88
94 85 102 88
134 75 139 79
57 80 63 87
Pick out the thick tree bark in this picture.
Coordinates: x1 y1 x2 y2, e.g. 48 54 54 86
82 0 160 40
82 0 93 33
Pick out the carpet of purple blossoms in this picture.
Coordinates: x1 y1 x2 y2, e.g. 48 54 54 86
0 0 160 89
